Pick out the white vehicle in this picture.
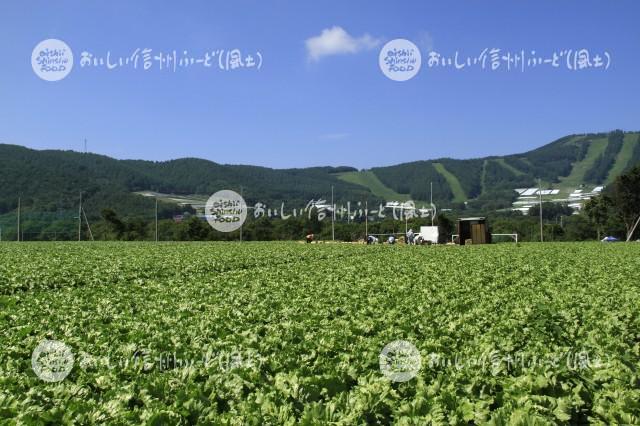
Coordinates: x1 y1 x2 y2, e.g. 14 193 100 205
413 226 439 244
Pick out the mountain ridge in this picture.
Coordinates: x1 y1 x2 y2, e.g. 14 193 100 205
1 130 639 217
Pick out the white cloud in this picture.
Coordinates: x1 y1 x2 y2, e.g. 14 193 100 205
305 26 381 62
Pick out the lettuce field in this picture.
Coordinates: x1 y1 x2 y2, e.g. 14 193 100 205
1 242 640 424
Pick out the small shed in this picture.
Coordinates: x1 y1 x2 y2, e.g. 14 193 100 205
457 217 491 245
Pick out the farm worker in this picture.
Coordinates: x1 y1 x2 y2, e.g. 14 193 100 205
407 229 415 245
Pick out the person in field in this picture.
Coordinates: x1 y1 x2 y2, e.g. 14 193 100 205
406 228 415 245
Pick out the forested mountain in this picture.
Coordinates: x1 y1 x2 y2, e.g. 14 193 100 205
0 144 369 218
0 130 638 219
365 130 640 207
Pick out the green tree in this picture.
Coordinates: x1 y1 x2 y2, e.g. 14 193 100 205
528 202 573 221
435 213 454 242
249 217 274 240
584 196 611 240
611 165 640 240
176 216 211 241
101 208 125 238
562 215 596 241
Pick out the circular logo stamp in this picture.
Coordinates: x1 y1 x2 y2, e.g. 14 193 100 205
205 190 248 233
379 39 421 82
379 340 422 382
31 39 74 82
31 339 75 382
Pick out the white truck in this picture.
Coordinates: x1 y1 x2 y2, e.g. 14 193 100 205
414 226 439 244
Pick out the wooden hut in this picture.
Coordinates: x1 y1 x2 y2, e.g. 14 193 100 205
456 217 491 245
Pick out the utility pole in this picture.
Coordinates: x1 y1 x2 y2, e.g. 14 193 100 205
538 179 544 242
84 138 87 154
331 185 335 241
155 197 159 242
239 186 243 242
82 207 94 241
627 215 640 242
78 192 82 241
405 207 408 236
365 200 368 241
430 181 434 226
17 197 21 242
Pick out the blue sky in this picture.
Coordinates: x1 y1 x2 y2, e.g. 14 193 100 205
1 0 639 169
